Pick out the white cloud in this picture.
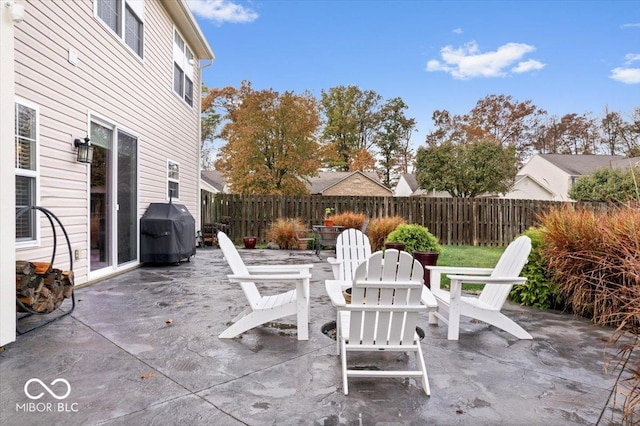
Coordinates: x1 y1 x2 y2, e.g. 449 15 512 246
610 53 640 84
186 0 258 24
452 28 463 34
426 41 543 79
610 67 640 84
512 59 545 73
624 53 640 64
621 23 640 29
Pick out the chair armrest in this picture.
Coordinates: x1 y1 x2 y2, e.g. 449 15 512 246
246 264 313 273
427 266 494 292
446 275 527 285
426 266 494 275
327 257 342 280
420 287 438 310
325 280 348 307
228 272 311 282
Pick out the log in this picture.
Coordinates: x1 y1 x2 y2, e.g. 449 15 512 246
33 262 52 275
15 261 73 314
16 260 35 275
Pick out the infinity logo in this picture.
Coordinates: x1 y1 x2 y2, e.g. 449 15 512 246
24 378 71 400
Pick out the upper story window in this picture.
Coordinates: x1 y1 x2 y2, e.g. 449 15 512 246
96 0 144 59
15 100 39 244
167 160 180 200
173 30 194 106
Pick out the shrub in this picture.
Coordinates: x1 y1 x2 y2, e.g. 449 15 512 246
266 218 308 250
569 166 640 204
509 227 563 310
332 211 367 230
386 224 441 255
367 216 406 251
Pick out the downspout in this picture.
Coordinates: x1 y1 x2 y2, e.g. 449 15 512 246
197 59 214 234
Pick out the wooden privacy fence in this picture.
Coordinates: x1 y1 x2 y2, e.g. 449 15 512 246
201 192 607 246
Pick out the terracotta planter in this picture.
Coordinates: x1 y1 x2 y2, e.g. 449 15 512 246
243 236 257 249
413 251 439 288
384 242 406 251
324 219 334 226
297 241 309 250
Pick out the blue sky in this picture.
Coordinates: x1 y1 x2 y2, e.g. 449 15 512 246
186 0 640 149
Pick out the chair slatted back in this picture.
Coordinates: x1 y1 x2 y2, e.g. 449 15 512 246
335 229 372 281
479 236 532 308
349 249 424 346
218 232 262 306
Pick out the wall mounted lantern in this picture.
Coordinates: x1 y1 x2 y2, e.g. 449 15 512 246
4 1 25 24
74 136 93 164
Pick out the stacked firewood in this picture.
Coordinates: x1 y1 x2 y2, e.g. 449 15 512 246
16 261 74 313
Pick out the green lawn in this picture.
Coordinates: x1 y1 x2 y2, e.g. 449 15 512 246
435 245 506 291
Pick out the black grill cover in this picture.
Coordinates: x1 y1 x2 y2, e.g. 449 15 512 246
140 203 196 264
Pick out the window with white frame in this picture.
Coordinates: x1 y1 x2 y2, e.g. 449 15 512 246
15 101 39 243
167 161 180 200
96 0 144 58
173 30 194 106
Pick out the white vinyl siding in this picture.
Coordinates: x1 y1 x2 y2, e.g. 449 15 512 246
14 0 203 284
96 0 144 59
14 100 39 245
173 29 193 106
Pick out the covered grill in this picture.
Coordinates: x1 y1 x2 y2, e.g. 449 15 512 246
140 202 196 264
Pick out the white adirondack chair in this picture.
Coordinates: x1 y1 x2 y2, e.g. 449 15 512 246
428 235 532 340
325 249 431 396
327 228 371 281
217 232 313 340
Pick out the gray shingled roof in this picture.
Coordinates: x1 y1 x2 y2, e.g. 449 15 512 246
401 173 420 192
539 154 627 176
201 170 226 192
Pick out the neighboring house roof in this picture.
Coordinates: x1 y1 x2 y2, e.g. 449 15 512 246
504 174 556 199
307 171 391 195
201 170 226 193
162 1 215 60
538 154 626 176
402 173 420 193
610 156 640 170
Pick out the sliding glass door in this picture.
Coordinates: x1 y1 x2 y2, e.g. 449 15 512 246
89 120 138 274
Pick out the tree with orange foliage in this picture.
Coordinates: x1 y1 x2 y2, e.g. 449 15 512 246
214 81 322 194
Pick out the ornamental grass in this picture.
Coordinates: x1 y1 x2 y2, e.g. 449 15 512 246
331 211 368 230
540 204 640 424
366 216 406 251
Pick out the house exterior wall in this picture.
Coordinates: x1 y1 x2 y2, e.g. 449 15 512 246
503 176 555 200
322 175 392 196
393 176 414 197
516 155 571 201
13 0 206 286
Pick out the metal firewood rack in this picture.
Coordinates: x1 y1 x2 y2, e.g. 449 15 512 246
15 206 76 335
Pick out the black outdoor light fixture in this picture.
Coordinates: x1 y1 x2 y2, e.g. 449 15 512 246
74 136 93 164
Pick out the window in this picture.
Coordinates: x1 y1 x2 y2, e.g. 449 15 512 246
96 0 144 58
167 161 179 200
173 30 194 106
15 101 39 243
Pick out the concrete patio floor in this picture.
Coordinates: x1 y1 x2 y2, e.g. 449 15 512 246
0 246 629 425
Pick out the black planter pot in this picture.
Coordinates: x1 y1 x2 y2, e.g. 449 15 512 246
384 242 406 251
413 251 439 288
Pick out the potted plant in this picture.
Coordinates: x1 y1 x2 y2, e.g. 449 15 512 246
385 224 442 288
324 207 335 226
243 236 257 249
